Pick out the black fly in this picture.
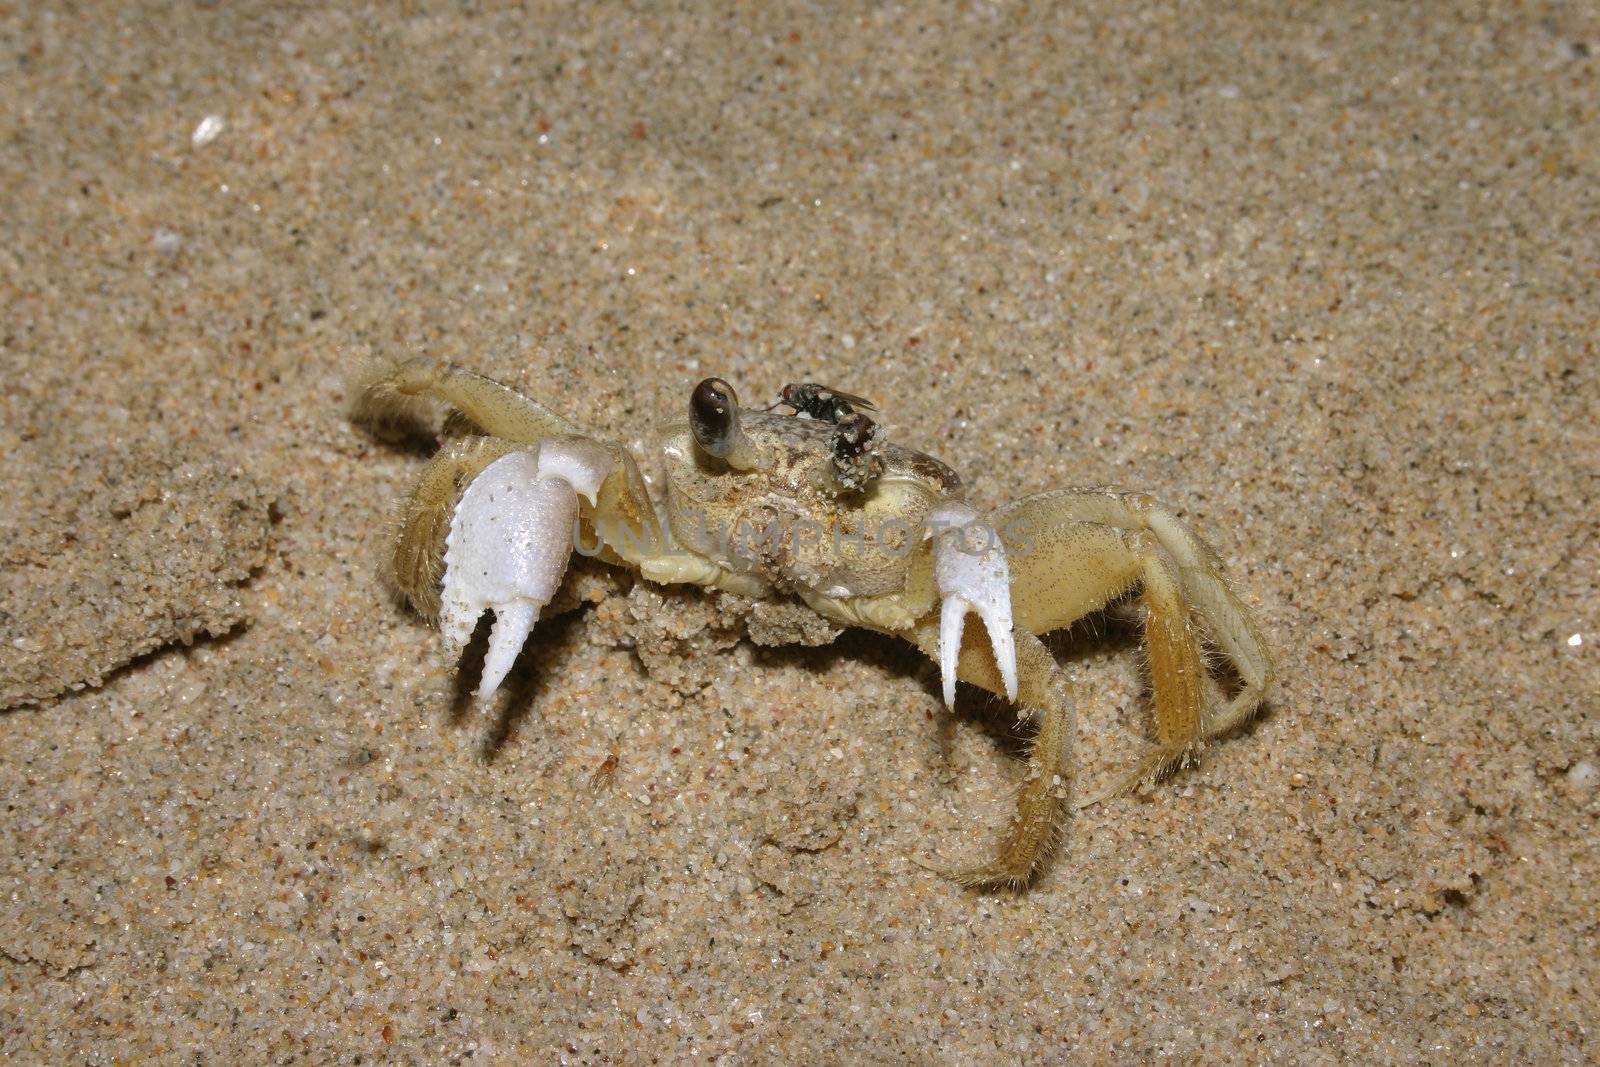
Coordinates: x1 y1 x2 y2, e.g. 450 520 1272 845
771 382 879 424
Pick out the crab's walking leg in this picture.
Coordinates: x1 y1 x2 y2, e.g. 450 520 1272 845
355 357 578 444
360 360 663 572
1072 533 1211 805
1049 489 1271 732
994 489 1274 804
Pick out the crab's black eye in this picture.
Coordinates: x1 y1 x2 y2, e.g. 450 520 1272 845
690 377 739 458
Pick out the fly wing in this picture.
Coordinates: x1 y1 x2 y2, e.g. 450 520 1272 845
823 386 878 412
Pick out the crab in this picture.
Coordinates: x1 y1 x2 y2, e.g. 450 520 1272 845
354 358 1274 889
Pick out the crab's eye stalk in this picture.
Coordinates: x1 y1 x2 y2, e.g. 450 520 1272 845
690 377 766 471
690 378 737 457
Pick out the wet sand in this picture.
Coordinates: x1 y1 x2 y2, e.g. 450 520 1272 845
2 2 1596 1061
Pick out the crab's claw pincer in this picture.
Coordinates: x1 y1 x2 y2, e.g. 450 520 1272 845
929 502 1018 709
438 438 612 708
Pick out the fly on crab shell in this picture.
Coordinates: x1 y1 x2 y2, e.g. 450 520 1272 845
767 381 879 422
354 359 1274 889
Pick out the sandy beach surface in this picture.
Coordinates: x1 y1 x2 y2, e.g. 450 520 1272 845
3 1 1596 1062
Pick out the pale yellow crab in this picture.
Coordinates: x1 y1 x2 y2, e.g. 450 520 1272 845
355 359 1273 889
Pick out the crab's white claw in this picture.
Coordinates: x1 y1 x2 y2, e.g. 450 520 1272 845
929 502 1018 709
439 439 611 708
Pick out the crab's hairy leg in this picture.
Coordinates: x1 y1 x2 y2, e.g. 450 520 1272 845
388 435 526 623
355 357 578 444
994 516 1145 635
994 488 1274 803
996 487 1274 730
1101 491 1273 734
1075 536 1211 807
907 622 1075 890
359 359 664 565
